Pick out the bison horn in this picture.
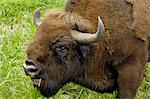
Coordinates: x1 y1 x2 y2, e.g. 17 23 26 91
71 16 105 44
34 8 42 26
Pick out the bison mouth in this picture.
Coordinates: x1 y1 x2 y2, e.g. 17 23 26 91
23 60 66 97
24 66 64 97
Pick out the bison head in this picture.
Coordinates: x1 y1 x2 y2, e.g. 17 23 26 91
23 8 105 97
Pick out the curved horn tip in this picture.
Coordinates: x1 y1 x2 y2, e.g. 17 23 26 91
35 7 42 13
34 7 42 16
34 7 42 26
96 16 105 36
98 16 103 23
98 16 105 30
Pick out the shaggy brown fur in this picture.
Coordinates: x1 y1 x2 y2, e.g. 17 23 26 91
24 0 149 99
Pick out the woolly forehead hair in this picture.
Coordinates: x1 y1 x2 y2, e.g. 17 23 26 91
45 9 95 32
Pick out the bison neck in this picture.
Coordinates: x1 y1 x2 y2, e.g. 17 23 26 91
73 44 117 93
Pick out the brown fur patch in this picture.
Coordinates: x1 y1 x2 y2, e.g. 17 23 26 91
24 0 149 98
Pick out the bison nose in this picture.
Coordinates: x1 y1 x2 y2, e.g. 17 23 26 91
23 59 41 78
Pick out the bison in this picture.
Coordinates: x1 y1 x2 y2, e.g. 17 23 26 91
23 0 150 98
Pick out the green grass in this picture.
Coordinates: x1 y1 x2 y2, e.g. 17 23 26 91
0 0 150 98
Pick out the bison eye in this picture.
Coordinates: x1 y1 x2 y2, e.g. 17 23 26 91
54 46 68 58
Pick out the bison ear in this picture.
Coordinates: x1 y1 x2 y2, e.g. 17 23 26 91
76 45 90 63
78 46 90 58
76 45 96 64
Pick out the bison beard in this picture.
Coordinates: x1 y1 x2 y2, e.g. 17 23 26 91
23 0 149 99
36 73 63 97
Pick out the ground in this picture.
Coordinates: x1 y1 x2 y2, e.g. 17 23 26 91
0 0 150 98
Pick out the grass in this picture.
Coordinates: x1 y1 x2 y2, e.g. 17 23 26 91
0 0 150 98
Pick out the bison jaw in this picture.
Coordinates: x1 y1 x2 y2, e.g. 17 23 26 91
71 16 105 44
23 59 69 97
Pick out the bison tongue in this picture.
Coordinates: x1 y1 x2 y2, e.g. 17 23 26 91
32 78 42 87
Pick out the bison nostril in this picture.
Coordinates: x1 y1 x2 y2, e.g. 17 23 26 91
38 70 42 75
30 68 38 72
24 59 43 79
25 60 34 65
